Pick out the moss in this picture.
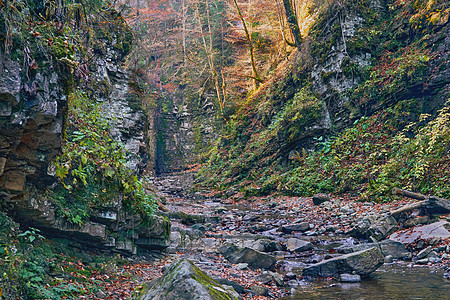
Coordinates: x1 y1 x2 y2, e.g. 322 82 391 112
190 261 237 300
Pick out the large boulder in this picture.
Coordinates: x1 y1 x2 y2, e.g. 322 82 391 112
302 247 384 278
219 244 277 270
135 259 239 300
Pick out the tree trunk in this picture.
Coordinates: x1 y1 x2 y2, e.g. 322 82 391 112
232 0 262 89
282 0 302 48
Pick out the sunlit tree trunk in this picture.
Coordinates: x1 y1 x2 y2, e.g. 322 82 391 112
134 0 140 73
196 0 224 113
182 0 188 73
232 0 262 90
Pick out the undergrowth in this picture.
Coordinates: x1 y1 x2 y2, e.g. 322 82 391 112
51 91 156 225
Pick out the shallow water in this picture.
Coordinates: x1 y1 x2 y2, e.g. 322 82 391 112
285 264 450 300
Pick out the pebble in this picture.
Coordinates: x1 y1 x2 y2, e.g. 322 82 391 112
340 274 361 282
384 255 394 263
417 246 432 259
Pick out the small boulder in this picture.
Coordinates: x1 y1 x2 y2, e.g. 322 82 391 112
302 247 383 279
417 246 432 259
250 286 268 296
135 259 239 300
286 238 313 252
312 194 330 205
281 222 310 233
243 239 284 253
219 244 277 270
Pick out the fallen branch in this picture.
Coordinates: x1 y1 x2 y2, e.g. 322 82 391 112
157 200 170 212
391 188 427 200
390 200 426 215
391 188 450 215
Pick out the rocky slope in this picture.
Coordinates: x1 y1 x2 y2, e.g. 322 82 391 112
197 0 450 200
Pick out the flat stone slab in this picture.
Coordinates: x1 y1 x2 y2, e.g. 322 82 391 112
302 247 383 279
337 240 409 259
389 221 450 244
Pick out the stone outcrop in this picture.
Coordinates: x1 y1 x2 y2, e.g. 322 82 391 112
135 259 239 300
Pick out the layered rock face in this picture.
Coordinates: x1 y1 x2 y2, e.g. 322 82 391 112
0 22 169 253
0 50 65 227
154 92 216 174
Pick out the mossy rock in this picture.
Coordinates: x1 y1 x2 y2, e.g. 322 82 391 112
134 259 239 300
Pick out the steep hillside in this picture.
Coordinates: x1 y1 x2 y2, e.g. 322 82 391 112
197 0 450 201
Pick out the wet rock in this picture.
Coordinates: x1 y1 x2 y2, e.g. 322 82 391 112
219 244 277 270
135 259 239 300
281 222 310 233
286 238 313 252
284 272 297 280
302 247 384 278
236 263 248 270
416 258 429 265
287 279 299 287
312 194 330 205
340 274 361 282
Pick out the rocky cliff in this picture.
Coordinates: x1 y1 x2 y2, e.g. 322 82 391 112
0 4 169 254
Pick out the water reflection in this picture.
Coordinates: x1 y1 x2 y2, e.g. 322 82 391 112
285 264 450 299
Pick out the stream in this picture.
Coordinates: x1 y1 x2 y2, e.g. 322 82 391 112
286 264 449 299
151 173 450 299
